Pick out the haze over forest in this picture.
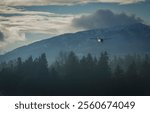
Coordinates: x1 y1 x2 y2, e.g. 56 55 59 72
0 0 150 96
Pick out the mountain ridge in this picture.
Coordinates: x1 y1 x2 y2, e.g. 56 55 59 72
0 23 150 63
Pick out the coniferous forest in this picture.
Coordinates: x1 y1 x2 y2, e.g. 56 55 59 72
0 51 150 96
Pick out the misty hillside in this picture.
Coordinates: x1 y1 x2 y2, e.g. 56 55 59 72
0 23 150 63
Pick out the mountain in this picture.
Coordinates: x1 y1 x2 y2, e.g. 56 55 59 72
0 23 150 63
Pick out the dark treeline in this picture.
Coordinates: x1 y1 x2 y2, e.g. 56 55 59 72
0 51 150 96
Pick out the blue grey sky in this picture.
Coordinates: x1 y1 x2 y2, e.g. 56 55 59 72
0 0 150 54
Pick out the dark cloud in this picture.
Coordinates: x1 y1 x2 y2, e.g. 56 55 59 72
72 9 143 30
0 0 145 6
0 14 24 17
0 31 4 41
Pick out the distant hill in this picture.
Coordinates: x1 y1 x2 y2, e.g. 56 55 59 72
0 23 150 63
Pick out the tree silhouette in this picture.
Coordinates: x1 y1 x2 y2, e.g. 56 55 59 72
0 51 150 96
38 53 49 76
126 61 138 80
97 51 111 78
114 64 124 79
80 53 96 79
64 51 79 79
140 55 150 79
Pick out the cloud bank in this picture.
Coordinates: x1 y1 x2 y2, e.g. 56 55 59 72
0 31 4 41
0 6 77 53
0 0 145 6
72 9 143 30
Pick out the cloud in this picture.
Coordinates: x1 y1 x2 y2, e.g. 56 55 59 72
0 14 75 40
0 31 4 41
0 6 78 53
0 0 145 6
0 7 75 36
72 9 143 30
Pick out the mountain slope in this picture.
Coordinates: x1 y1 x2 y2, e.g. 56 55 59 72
0 23 150 63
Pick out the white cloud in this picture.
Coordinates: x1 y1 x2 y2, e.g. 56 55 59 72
0 0 145 6
0 6 78 53
97 0 145 4
72 9 143 29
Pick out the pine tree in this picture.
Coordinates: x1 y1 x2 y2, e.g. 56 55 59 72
23 56 34 76
16 57 23 74
17 57 22 68
140 54 150 79
38 53 49 76
126 61 138 80
114 65 124 78
50 67 58 80
97 51 111 78
65 51 79 79
79 53 95 79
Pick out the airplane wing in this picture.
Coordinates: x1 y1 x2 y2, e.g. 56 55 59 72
103 38 112 40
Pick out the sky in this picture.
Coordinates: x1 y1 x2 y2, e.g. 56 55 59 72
0 0 150 54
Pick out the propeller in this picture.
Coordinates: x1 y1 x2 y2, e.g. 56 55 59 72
90 37 112 43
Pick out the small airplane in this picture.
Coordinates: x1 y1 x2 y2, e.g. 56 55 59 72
90 37 112 43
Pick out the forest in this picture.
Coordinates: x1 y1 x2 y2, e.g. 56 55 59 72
0 51 150 96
